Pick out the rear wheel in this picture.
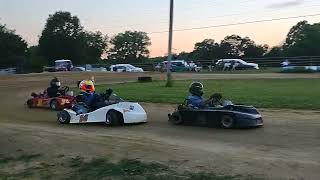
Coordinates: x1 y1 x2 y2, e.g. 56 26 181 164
50 100 58 110
220 115 235 129
57 110 70 124
106 110 123 126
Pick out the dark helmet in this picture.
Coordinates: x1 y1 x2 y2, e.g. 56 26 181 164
189 82 204 96
50 77 61 88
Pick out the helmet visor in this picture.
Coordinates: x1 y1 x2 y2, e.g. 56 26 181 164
56 82 61 87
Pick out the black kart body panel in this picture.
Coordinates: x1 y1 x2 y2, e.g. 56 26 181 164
169 104 263 128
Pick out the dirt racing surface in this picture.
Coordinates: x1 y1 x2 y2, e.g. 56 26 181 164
0 72 320 180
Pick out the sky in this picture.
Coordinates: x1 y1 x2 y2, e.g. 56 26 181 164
1 0 320 57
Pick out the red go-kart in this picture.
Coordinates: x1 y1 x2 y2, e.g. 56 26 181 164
26 86 76 111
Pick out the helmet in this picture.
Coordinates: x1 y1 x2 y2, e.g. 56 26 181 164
50 77 61 88
79 80 95 93
189 82 204 96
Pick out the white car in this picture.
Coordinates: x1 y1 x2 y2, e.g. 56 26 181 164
216 59 259 70
57 95 147 125
110 64 144 72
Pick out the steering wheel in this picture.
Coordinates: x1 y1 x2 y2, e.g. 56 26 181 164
208 93 223 107
59 86 70 95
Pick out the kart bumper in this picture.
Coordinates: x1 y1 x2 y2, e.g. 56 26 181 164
236 116 263 128
123 111 147 124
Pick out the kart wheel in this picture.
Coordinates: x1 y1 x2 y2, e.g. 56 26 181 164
50 100 58 110
220 115 234 129
169 111 183 125
57 110 70 124
26 99 33 108
106 110 123 126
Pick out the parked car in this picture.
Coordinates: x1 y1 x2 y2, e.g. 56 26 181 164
85 64 107 72
110 64 144 72
0 68 16 75
71 67 86 72
215 59 259 70
55 59 73 71
157 60 190 72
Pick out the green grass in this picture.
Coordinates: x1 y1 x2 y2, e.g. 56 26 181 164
66 158 251 180
0 154 259 180
92 79 320 110
0 153 41 165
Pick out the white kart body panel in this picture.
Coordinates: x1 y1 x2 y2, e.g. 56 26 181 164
65 102 147 124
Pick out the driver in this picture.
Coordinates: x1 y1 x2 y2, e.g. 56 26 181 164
187 82 207 108
77 80 96 107
47 77 62 98
187 82 219 108
77 80 113 111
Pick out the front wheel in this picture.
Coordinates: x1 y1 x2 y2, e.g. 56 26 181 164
26 99 33 108
106 111 123 126
220 115 235 129
57 110 71 124
169 111 183 125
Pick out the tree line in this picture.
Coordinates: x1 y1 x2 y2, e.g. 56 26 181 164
152 20 320 62
1 10 320 72
0 11 151 72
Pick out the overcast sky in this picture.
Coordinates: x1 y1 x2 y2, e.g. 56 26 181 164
1 0 320 57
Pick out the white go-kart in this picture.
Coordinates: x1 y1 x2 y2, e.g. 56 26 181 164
57 92 147 126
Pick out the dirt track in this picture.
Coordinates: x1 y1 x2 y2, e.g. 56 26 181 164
0 72 320 180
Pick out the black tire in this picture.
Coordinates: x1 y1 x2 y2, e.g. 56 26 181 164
57 110 71 124
26 99 33 108
169 111 183 125
220 115 235 129
106 110 123 126
50 99 58 110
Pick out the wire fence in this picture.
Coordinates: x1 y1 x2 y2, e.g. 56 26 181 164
1 56 320 75
81 56 320 71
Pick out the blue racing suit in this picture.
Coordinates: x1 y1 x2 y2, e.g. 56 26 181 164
187 95 206 108
81 92 95 107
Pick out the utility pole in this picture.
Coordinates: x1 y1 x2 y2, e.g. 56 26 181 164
166 0 174 87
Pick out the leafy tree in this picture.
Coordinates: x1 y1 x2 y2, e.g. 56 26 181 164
83 31 108 64
108 31 151 62
190 39 220 60
264 46 284 57
283 21 320 56
39 11 85 65
243 44 268 58
25 46 48 72
220 35 245 58
177 51 190 60
0 24 28 68
220 35 267 58
283 21 308 50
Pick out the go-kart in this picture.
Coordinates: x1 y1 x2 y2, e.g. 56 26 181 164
57 90 147 126
26 86 75 111
168 95 263 129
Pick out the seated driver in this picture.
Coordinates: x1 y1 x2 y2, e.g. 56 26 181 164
77 80 112 111
187 82 207 108
187 82 221 108
46 77 62 98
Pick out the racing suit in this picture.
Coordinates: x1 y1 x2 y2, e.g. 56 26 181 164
46 86 60 98
77 92 107 111
187 95 207 108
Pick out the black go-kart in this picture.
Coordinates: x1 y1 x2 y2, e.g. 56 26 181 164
168 95 263 129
